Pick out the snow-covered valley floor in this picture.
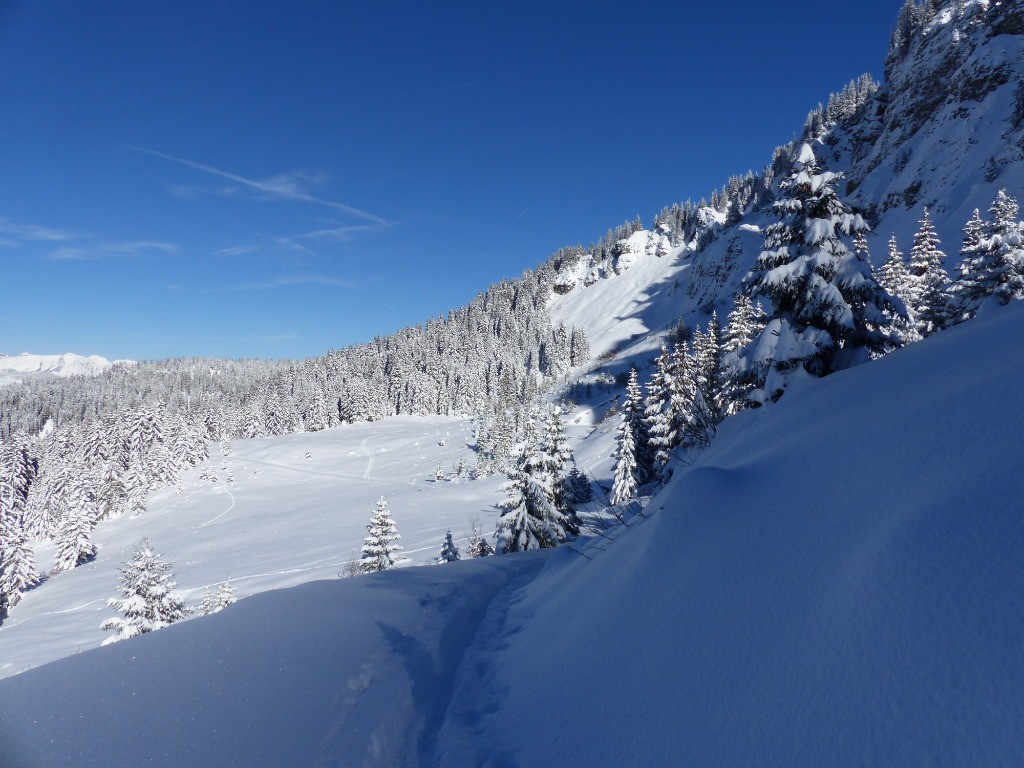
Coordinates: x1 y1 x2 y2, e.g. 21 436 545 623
0 416 534 679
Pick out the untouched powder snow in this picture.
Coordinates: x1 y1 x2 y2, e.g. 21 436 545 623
2 302 1022 765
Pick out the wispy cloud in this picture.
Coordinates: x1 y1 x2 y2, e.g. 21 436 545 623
47 240 178 262
0 218 78 243
287 224 385 242
213 245 261 258
128 145 389 226
213 274 354 292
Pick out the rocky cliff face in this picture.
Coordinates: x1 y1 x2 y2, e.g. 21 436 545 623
843 0 1024 227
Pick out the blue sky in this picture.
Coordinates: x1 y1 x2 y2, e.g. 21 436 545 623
1 1 901 361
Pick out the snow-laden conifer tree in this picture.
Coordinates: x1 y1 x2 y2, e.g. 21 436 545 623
466 514 495 557
359 496 405 572
0 443 41 613
906 208 954 337
437 530 461 563
877 235 915 343
956 190 1024 314
537 407 575 519
200 580 237 615
0 508 41 614
100 538 189 644
644 345 676 467
53 502 98 573
742 143 902 402
611 414 639 506
621 369 654 484
720 293 767 413
565 466 593 505
495 452 573 553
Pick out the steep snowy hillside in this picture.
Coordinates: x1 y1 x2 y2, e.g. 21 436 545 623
3 294 1021 768
0 352 130 386
551 0 1024 347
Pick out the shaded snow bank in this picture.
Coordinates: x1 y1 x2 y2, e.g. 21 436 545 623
437 302 1024 766
0 552 548 768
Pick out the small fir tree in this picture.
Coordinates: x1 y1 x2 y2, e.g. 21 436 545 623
565 466 593 505
621 369 655 483
360 496 405 572
495 452 573 553
720 294 767 413
53 503 99 573
877 235 914 343
201 580 237 615
611 414 639 506
466 514 495 557
957 190 1024 313
644 345 676 467
100 538 189 645
906 207 954 337
438 530 461 563
954 208 990 317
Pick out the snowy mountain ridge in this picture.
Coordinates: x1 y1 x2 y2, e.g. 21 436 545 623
0 352 132 386
548 0 1024 349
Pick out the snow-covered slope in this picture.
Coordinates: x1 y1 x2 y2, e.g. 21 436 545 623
0 417 537 679
0 352 129 386
3 294 1022 768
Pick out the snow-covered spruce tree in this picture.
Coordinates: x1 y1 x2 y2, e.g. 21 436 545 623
988 190 1024 305
466 514 495 557
0 505 41 615
565 465 593 506
720 293 767 414
956 190 1024 314
906 207 954 338
0 446 42 614
742 143 902 402
538 406 575 515
201 580 237 615
621 369 655 484
53 501 99 573
100 538 189 645
610 413 639 506
359 496 405 573
495 452 573 553
644 345 676 467
687 316 725 444
853 229 871 263
438 530 461 563
877 234 915 344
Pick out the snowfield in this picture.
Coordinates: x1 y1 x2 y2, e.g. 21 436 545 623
2 301 1022 767
0 416 524 679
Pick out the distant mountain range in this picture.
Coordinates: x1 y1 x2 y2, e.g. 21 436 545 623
0 353 133 386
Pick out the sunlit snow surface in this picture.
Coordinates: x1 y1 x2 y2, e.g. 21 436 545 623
0 417 514 678
2 303 1023 767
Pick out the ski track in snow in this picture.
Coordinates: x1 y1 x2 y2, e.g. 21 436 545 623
195 488 236 529
360 436 374 479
